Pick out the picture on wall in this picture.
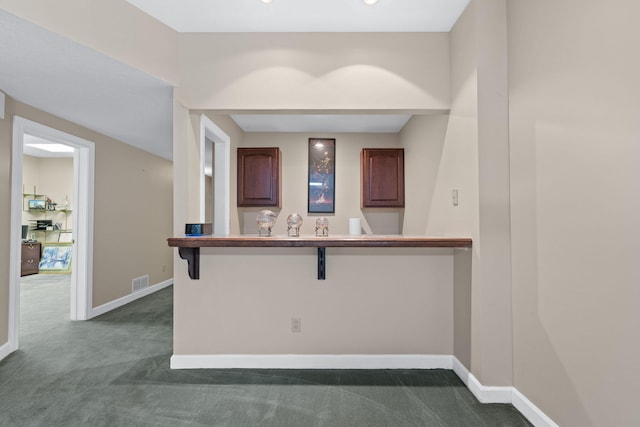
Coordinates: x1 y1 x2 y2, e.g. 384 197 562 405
39 243 72 273
308 138 336 213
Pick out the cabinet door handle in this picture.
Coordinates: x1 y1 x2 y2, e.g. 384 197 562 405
28 244 34 249
27 259 34 264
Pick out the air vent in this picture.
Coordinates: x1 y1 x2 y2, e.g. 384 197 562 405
132 275 149 293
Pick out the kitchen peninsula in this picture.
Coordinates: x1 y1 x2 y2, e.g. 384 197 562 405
168 233 472 370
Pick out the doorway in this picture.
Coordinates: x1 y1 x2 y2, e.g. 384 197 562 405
200 115 230 234
8 117 95 353
20 134 74 336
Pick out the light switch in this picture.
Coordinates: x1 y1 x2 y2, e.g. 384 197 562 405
452 189 459 206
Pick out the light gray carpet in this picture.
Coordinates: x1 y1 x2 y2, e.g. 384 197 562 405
0 275 531 426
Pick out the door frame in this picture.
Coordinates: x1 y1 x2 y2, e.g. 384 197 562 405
8 116 95 351
199 115 230 234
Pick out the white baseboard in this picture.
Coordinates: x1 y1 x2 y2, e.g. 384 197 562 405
90 278 173 318
452 357 512 403
512 388 559 427
453 357 557 427
0 341 12 363
169 353 556 427
171 354 453 370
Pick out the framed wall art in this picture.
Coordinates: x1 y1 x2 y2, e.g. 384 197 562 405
308 138 335 214
39 243 72 273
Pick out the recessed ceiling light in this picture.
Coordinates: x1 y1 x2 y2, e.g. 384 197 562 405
363 0 379 4
260 0 273 3
26 143 74 153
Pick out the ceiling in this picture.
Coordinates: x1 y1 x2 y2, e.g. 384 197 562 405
23 134 74 158
0 10 174 160
1 2 470 160
231 114 412 133
126 0 470 33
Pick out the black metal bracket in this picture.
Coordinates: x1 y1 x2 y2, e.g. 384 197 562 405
178 247 200 280
317 247 326 280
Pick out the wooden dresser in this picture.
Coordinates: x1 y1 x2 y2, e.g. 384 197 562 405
21 242 41 276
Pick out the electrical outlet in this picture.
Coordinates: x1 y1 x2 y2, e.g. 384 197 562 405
452 189 459 206
291 317 302 333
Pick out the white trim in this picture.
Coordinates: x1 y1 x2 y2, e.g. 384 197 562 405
169 353 557 427
512 388 559 427
198 117 206 222
452 357 557 427
0 341 11 363
200 115 230 235
452 357 512 403
10 117 95 333
171 354 453 370
8 116 25 355
70 136 95 320
90 279 173 318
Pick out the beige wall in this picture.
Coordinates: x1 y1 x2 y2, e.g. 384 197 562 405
428 0 515 386
472 0 513 387
440 5 480 371
2 97 174 310
399 114 448 235
177 32 450 111
175 247 454 355
399 111 477 370
400 110 479 372
508 0 640 425
240 132 400 235
22 156 74 243
92 133 173 306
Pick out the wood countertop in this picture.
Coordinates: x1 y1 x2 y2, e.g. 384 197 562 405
168 235 472 249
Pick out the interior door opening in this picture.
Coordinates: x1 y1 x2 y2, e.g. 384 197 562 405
8 117 95 354
19 135 75 342
200 115 230 235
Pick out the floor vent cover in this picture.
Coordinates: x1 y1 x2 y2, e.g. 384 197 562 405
132 275 149 292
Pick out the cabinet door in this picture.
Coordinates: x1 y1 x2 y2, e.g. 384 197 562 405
237 147 281 207
21 242 41 276
361 148 405 208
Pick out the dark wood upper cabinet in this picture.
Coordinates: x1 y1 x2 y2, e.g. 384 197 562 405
237 147 281 207
361 148 405 208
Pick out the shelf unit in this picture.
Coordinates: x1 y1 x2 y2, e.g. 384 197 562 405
23 191 72 243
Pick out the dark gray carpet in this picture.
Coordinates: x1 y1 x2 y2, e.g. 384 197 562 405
0 275 532 426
